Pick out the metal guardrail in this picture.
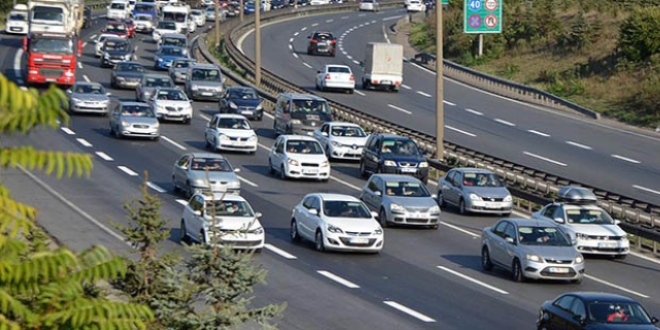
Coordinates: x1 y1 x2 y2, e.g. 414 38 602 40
193 3 660 245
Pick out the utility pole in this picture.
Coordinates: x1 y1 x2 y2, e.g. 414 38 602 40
240 0 244 21
214 0 220 49
435 4 444 160
254 0 262 87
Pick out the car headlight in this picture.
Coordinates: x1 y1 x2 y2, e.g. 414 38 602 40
504 195 513 202
248 135 258 142
120 120 130 127
256 104 263 110
419 161 428 168
320 161 329 167
390 203 405 213
429 205 440 214
373 227 383 235
576 233 589 239
327 224 343 233
469 193 482 201
153 121 160 128
116 76 125 81
252 227 264 234
228 180 240 188
104 53 110 59
290 119 301 124
124 54 131 60
71 97 82 103
219 134 229 140
193 179 206 186
526 254 543 262
229 101 237 109
215 86 223 92
191 85 199 90
287 158 299 166
330 140 342 147
575 255 584 264
383 160 397 167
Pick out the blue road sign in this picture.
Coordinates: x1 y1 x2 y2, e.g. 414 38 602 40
468 0 481 11
468 14 481 28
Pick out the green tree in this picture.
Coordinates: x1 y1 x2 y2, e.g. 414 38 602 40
617 7 660 63
0 73 154 329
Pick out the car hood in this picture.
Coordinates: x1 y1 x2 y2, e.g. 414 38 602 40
382 154 426 163
330 135 368 146
385 196 438 208
154 100 191 108
228 98 261 107
208 216 262 231
462 186 511 198
325 217 380 232
217 128 256 137
115 71 143 79
520 245 579 260
71 93 109 102
171 67 188 74
142 86 168 93
565 224 627 236
158 54 187 61
188 170 238 183
287 153 327 163
119 116 158 125
190 81 223 87
105 49 131 56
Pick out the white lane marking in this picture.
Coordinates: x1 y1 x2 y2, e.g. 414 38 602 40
289 37 294 43
358 13 366 17
465 108 483 116
161 136 187 150
264 243 297 260
440 222 479 237
631 251 660 265
371 20 376 23
382 15 403 21
238 175 259 187
294 32 299 36
90 34 97 40
364 23 370 26
612 154 641 164
14 48 23 84
288 44 293 50
633 185 660 196
326 19 334 23
388 104 412 115
443 100 456 106
293 53 299 58
175 199 188 205
83 75 90 82
302 62 313 69
134 46 138 52
354 90 365 96
301 27 308 31
95 151 114 161
146 182 166 193
60 127 76 135
76 138 92 147
523 151 568 167
383 301 436 323
311 23 319 27
416 91 432 97
528 130 550 137
317 270 360 289
20 86 28 91
77 61 83 69
330 176 362 191
199 113 211 122
401 84 411 90
352 60 360 65
341 16 349 19
445 126 476 137
82 41 87 48
341 50 348 56
585 274 650 298
566 140 592 150
117 166 139 176
346 55 353 60
437 266 509 295
494 118 515 126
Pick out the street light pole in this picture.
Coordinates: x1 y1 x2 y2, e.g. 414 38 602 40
215 0 220 49
254 0 261 87
435 4 444 160
240 0 244 21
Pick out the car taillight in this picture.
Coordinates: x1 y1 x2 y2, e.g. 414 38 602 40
350 74 354 81
325 74 331 80
311 39 317 43
372 80 378 84
330 40 336 44
395 81 400 85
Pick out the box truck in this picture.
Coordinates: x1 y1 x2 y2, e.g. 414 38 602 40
362 42 403 92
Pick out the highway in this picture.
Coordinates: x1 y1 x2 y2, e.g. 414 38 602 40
239 9 660 208
2 9 660 329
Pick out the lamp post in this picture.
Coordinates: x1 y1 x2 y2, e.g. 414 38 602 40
435 4 444 161
254 0 261 87
215 0 220 48
240 0 244 21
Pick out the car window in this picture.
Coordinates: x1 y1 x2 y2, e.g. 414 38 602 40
565 208 614 225
74 84 105 94
503 223 516 240
144 77 173 87
189 195 203 211
367 177 380 193
587 302 653 324
210 116 219 128
327 66 350 73
190 158 232 172
177 155 190 167
121 105 154 117
161 47 185 56
204 200 254 217
330 125 365 137
542 205 557 218
191 68 222 81
323 200 371 218
570 299 586 318
117 63 144 72
302 196 315 209
493 221 508 237
552 206 565 221
228 89 259 99
384 180 430 197
156 89 187 101
366 135 378 151
285 140 323 154
554 296 575 312
454 171 463 186
218 117 252 130
380 139 421 156
275 139 284 153
173 60 192 68
518 226 572 246
104 40 129 51
290 99 332 121
468 172 503 187
445 170 455 184
310 197 321 211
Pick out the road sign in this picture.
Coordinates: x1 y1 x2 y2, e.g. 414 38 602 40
442 0 449 4
464 0 501 34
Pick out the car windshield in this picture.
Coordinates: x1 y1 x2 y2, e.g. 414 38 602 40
156 89 187 101
191 10 202 15
74 84 105 94
190 158 232 172
228 89 258 99
106 24 126 32
331 125 366 137
161 47 185 56
32 6 63 21
565 208 615 225
518 226 571 246
218 118 252 130
587 302 652 325
121 105 154 117
204 200 254 217
285 140 323 154
110 3 126 9
173 60 193 68
134 4 154 11
30 38 73 55
163 12 186 23
314 33 334 40
191 68 221 81
461 172 503 187
135 15 151 21
323 200 371 218
158 21 176 29
144 77 173 87
117 63 144 72
380 139 421 156
163 38 186 47
9 13 27 21
327 66 350 73
384 180 430 197
290 100 332 121
105 41 129 51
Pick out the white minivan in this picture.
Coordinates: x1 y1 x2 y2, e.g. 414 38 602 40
107 0 130 20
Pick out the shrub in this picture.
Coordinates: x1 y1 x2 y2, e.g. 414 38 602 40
617 7 660 63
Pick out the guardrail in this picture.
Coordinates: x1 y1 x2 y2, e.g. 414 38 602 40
193 3 660 246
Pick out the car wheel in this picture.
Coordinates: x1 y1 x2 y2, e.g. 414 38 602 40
290 219 301 242
205 137 211 150
438 192 446 208
359 160 368 178
280 165 287 180
459 198 468 215
315 230 325 252
180 219 189 244
379 208 389 228
109 124 116 137
537 323 548 330
362 79 370 90
152 136 159 141
348 89 354 94
430 224 439 230
184 118 191 125
481 247 493 271
512 259 525 282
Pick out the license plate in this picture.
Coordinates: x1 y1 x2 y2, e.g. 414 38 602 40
484 202 497 208
241 110 253 115
401 168 417 173
302 168 318 174
349 238 369 244
381 80 392 85
548 267 570 273
202 92 212 96
598 242 617 248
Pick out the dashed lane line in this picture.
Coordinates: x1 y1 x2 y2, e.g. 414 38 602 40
302 62 313 69
60 127 76 135
416 91 432 97
77 61 83 69
352 60 360 65
288 44 293 50
383 301 436 323
341 16 349 19
199 113 211 121
317 270 360 289
566 140 592 150
465 108 483 116
388 104 412 115
83 75 90 82
528 130 550 137
326 19 334 23
443 100 456 106
161 136 187 150
401 84 411 89
354 90 365 96
146 182 166 193
238 175 259 187
76 138 92 147
523 151 568 167
95 152 114 161
293 53 299 58
585 274 650 298
264 243 298 260
437 266 509 295
117 166 139 176
90 34 97 40
494 118 515 126
294 31 299 36
175 199 187 205
301 26 307 31
289 37 294 43
440 222 479 238
612 154 641 164
445 126 476 137
633 185 660 196
311 23 319 27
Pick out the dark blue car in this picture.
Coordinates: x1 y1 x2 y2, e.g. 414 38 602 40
244 1 264 13
154 46 189 70
132 3 157 19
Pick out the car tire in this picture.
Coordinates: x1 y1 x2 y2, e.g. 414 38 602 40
280 165 287 180
109 125 116 137
315 230 325 252
430 224 439 230
512 259 525 282
348 89 354 94
184 118 191 125
459 198 468 215
362 79 370 90
359 160 368 178
481 247 494 271
152 136 159 141
290 219 301 242
438 192 446 208
268 158 275 175
180 219 189 244
379 208 389 228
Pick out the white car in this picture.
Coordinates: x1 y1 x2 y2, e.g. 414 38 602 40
190 9 206 26
148 87 193 124
358 0 379 11
95 34 120 57
134 14 155 33
406 0 425 12
187 15 197 33
5 9 28 35
152 21 178 42
291 193 383 253
315 65 355 93
531 186 630 259
106 0 130 20
268 135 330 181
180 192 265 250
204 114 258 154
313 122 368 160
310 0 330 5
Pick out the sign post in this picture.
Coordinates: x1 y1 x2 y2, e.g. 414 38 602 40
464 0 502 56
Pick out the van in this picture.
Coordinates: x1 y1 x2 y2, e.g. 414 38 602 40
159 33 188 48
273 93 333 136
185 63 225 101
107 0 130 20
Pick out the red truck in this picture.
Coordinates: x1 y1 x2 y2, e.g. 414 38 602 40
23 32 82 87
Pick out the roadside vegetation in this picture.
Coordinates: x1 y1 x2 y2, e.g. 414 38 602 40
409 0 660 128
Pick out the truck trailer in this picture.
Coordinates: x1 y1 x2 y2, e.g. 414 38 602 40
362 42 404 92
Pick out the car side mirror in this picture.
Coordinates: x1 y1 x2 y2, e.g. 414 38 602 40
66 89 72 94
194 209 203 216
307 35 311 38
651 317 658 324
371 211 378 219
431 194 437 199
234 168 241 173
222 77 226 84
309 208 318 215
374 191 382 196
553 217 565 224
321 131 328 137
255 212 262 218
505 237 515 244
614 219 621 225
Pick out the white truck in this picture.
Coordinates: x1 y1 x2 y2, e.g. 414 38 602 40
106 0 130 20
5 4 29 35
361 42 404 92
28 0 84 35
161 3 190 34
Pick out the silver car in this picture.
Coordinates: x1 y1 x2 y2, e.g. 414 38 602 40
359 174 440 229
108 102 160 140
185 63 226 101
438 167 513 215
66 82 111 115
172 152 241 197
481 218 585 283
169 58 197 84
136 74 175 102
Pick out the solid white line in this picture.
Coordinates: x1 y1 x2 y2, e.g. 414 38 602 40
199 113 211 122
633 185 660 196
371 20 376 24
294 32 299 36
117 166 139 176
445 125 476 137
289 37 294 43
161 136 187 150
354 90 365 96
146 182 166 193
494 118 515 126
364 23 370 26
416 91 432 97
437 266 509 295
566 140 592 150
401 84 411 89
134 46 138 52
388 104 412 115
83 75 90 82
238 175 259 187
341 50 348 56
76 138 92 147
630 251 660 265
311 23 319 27
303 62 313 69
585 274 650 298
264 243 297 260
523 151 567 167
330 176 362 191
301 27 308 31
443 100 456 106
465 108 483 116
359 24 365 27
352 60 360 65
288 44 293 50
95 151 114 161
293 53 299 58
317 270 360 289
60 127 76 135
90 34 97 40
383 301 436 323
175 199 188 205
528 130 550 137
14 48 23 82
77 61 83 69
440 221 479 237
612 154 641 164
382 15 403 21
326 19 334 23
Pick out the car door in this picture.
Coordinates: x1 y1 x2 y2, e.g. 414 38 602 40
500 222 519 267
448 171 464 204
173 154 190 188
488 221 509 266
187 195 205 237
219 92 229 112
205 115 219 144
567 298 587 330
440 170 455 203
270 137 285 169
364 135 380 172
315 123 329 149
109 104 121 130
316 66 325 86
549 295 577 330
298 196 318 239
361 176 382 210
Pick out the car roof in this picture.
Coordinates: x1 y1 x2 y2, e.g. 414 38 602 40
562 292 640 303
227 86 257 91
188 152 228 160
190 63 219 69
328 121 360 127
161 33 187 39
213 113 250 120
376 133 413 141
313 30 334 35
502 218 557 227
120 101 149 106
281 134 319 142
199 192 246 202
315 194 360 202
372 174 424 183
143 73 170 79
73 81 103 87
325 64 350 69
280 93 326 101
453 167 494 174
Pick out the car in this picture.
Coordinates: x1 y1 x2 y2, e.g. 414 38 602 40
313 122 368 161
190 9 206 26
172 152 242 197
358 0 379 11
136 74 175 102
83 6 92 29
532 186 630 259
268 135 330 181
152 20 178 42
309 0 330 5
406 0 425 12
244 1 264 13
5 7 28 35
108 102 160 140
66 82 111 115
307 31 336 56
123 18 136 38
290 193 383 253
359 133 429 184
100 38 133 68
153 45 189 70
359 174 440 229
537 292 659 330
315 64 355 93
106 0 130 20
204 6 216 20
271 0 287 9
186 14 197 33
101 21 129 39
95 33 120 56
204 114 258 153
158 33 188 48
273 93 332 136
185 63 226 101
179 192 264 250
147 87 193 124
437 167 513 216
111 61 146 89
133 13 156 33
218 87 264 120
132 2 158 20
481 218 585 283
169 58 197 84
